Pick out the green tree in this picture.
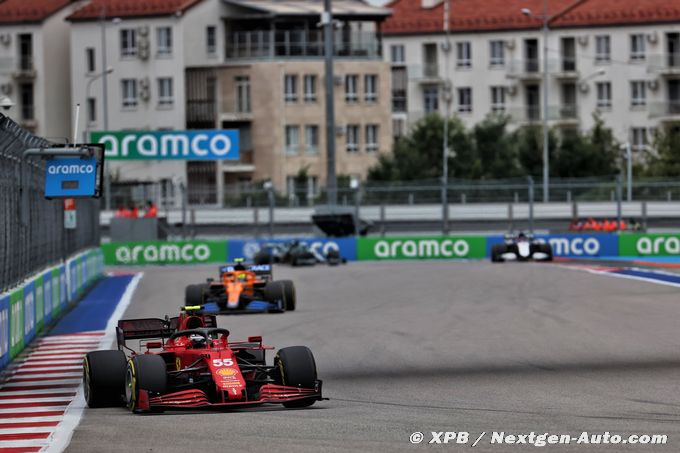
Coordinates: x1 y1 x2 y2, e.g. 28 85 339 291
473 115 521 179
551 116 619 178
513 125 559 177
367 114 475 181
645 128 680 176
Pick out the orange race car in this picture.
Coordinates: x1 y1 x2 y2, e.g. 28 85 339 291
184 260 296 314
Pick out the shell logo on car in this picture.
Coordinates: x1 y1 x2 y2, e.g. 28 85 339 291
217 368 237 377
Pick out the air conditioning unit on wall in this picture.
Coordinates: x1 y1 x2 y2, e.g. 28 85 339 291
0 34 11 46
1 83 12 95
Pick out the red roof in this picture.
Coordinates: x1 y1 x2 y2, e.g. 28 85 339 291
67 0 203 21
0 0 71 24
383 0 680 35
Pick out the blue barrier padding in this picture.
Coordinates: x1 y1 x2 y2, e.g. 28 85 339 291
49 275 133 335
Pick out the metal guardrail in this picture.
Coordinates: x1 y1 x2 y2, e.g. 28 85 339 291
0 114 100 293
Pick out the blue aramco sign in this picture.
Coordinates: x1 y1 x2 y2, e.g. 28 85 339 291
44 157 99 197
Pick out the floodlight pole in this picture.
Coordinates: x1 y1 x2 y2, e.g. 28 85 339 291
323 0 337 207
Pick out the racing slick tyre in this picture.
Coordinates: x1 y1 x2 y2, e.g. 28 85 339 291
274 346 318 408
125 355 167 413
185 284 208 305
326 249 341 266
279 280 296 311
491 244 505 262
253 250 271 265
537 243 554 261
83 350 127 408
263 281 287 311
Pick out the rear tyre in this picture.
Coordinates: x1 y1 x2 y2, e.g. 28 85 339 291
326 249 341 266
264 281 287 311
491 244 505 262
83 350 127 408
279 280 296 311
184 284 207 305
274 346 318 408
538 243 553 261
125 355 167 413
253 251 270 265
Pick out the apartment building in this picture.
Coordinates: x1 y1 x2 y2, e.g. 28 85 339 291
68 0 393 206
0 0 80 138
383 0 680 153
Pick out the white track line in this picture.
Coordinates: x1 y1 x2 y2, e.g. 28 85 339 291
45 272 143 453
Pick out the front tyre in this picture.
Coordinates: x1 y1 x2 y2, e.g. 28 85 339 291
279 280 296 311
83 350 127 408
274 346 318 408
125 355 167 413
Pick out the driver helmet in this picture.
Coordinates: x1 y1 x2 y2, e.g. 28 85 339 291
189 333 206 347
517 232 527 241
233 257 246 271
237 272 247 282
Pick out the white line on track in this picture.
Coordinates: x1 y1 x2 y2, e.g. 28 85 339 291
45 272 143 453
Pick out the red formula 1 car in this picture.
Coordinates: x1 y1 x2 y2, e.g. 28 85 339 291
83 309 323 413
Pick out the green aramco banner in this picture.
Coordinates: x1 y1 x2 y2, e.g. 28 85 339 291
91 130 239 160
357 236 486 260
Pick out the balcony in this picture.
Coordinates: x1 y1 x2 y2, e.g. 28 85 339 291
186 99 216 127
219 98 253 123
508 104 579 125
13 56 35 79
648 54 680 76
225 30 381 60
222 149 255 173
408 64 442 83
506 59 542 81
648 101 680 121
506 58 579 80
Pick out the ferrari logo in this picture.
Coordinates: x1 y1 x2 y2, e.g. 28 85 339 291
175 357 181 370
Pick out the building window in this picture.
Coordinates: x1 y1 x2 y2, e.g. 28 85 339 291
392 67 407 112
156 27 172 56
364 74 377 103
631 127 648 151
489 40 505 67
595 35 610 63
121 79 138 108
236 75 250 113
390 44 405 63
596 81 612 109
87 97 96 123
120 29 137 57
206 26 217 55
630 34 646 61
457 87 472 113
86 47 96 73
345 74 358 103
630 81 646 107
157 77 173 107
303 75 317 102
285 125 299 154
304 125 319 154
284 74 298 102
456 41 471 68
393 118 405 138
490 86 505 113
20 83 33 120
346 125 359 153
365 124 378 152
423 85 439 113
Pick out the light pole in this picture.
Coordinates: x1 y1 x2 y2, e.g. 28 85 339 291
322 0 337 207
441 0 452 234
84 66 114 141
522 3 550 202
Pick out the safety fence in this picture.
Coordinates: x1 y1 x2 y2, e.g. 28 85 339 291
100 233 680 266
0 114 100 293
0 248 104 370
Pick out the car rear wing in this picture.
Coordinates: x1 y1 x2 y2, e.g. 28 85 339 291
219 263 273 280
116 316 217 350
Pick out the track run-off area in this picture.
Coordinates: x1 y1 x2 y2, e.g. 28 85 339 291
7 261 680 452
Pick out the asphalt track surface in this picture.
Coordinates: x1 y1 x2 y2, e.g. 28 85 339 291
66 262 680 452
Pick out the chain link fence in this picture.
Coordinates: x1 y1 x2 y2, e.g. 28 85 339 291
0 114 100 293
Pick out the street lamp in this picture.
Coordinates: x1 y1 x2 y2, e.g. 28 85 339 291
442 0 452 234
84 66 114 140
522 4 550 202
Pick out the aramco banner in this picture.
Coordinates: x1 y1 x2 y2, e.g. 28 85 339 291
90 130 239 160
